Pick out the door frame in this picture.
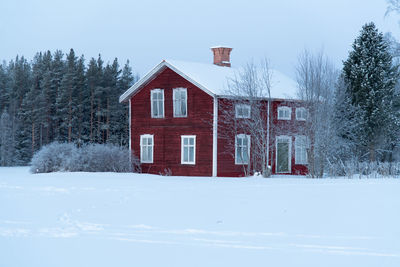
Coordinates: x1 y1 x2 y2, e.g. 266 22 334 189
275 135 292 174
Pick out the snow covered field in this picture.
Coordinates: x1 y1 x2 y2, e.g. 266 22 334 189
0 167 399 267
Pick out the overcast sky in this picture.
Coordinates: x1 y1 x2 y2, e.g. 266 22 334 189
1 0 400 78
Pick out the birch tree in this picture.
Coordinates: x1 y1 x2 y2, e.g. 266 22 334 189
220 59 273 177
296 50 338 177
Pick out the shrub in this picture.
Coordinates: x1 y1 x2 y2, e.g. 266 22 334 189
326 159 400 178
30 142 140 173
30 142 78 173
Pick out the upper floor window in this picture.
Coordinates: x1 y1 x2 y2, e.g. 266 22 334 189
181 135 196 164
173 88 187 117
296 107 307 121
295 135 308 165
235 134 250 165
277 106 291 120
235 104 251 118
151 89 164 118
140 134 154 163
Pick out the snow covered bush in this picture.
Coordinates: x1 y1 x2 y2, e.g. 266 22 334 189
69 143 140 173
30 142 78 173
30 142 140 173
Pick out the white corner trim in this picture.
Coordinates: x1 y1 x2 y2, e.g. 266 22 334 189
129 99 132 162
266 99 270 168
212 97 218 177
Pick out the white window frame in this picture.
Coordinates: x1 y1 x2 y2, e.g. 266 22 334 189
235 134 251 165
181 135 196 165
150 89 164 118
235 104 251 118
140 134 154 163
296 107 307 121
275 135 292 173
295 135 308 165
277 106 291 120
173 87 187 117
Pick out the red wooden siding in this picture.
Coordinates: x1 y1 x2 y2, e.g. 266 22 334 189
216 98 251 177
130 67 214 176
129 66 308 177
216 98 308 176
270 100 308 175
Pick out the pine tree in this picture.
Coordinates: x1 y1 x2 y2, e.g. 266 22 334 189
111 60 136 146
0 111 16 166
86 56 104 143
19 52 49 158
0 63 10 113
10 56 32 164
342 22 399 162
73 56 88 145
8 56 31 119
49 50 66 142
56 49 78 143
103 58 121 144
93 55 107 143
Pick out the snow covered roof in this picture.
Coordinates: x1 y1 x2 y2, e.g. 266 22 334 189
119 59 298 103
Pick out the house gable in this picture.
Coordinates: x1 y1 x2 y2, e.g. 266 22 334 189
120 61 216 103
129 67 215 176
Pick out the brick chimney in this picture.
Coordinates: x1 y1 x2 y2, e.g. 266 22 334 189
211 46 232 67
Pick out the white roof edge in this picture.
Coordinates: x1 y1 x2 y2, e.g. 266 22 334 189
119 60 216 103
217 95 301 101
120 59 298 103
119 60 167 103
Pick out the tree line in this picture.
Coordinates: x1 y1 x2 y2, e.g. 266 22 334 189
0 49 137 166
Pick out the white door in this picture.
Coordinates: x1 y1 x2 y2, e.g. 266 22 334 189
276 136 291 173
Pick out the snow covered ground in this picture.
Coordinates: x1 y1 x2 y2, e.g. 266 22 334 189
0 167 399 267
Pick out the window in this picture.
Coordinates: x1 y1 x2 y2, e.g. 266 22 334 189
151 89 164 118
235 104 251 118
295 135 308 165
173 88 187 117
296 107 307 121
277 106 291 120
181 135 196 164
235 134 250 164
140 134 154 163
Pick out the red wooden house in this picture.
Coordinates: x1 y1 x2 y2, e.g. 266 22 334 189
119 47 308 176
